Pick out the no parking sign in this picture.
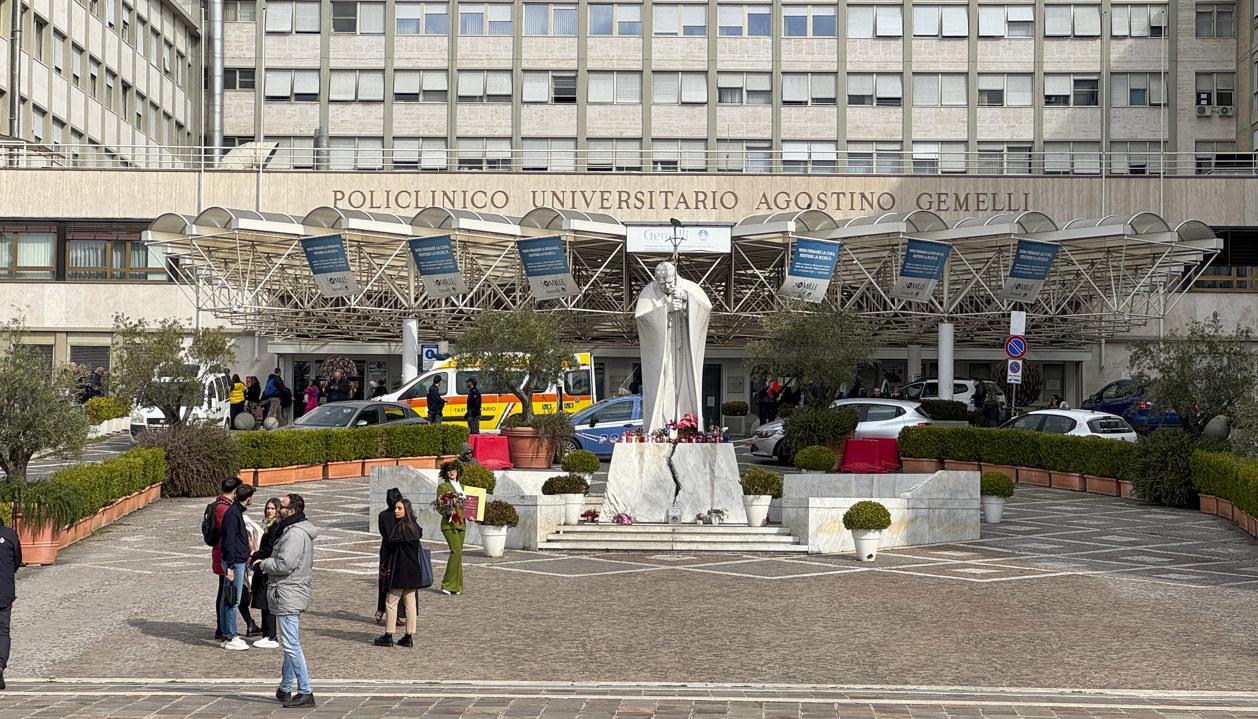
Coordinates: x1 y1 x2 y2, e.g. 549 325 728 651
1007 359 1024 385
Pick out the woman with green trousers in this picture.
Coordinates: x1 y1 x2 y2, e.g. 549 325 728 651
436 462 465 595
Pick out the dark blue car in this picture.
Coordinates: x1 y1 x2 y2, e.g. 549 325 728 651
1081 379 1180 433
568 395 643 457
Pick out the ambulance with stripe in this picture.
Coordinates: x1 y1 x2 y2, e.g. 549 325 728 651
380 353 597 429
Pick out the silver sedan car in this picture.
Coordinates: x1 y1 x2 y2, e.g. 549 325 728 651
749 399 933 463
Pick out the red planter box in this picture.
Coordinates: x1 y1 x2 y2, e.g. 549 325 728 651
1118 480 1134 498
901 458 942 473
1199 495 1218 515
1018 468 1051 486
1216 499 1234 521
325 460 364 479
943 460 980 472
1049 471 1084 491
398 456 438 469
1085 475 1119 496
980 464 1018 481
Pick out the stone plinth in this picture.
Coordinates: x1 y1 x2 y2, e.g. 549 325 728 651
601 443 747 524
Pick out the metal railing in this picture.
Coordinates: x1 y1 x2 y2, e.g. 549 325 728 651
1 141 1256 177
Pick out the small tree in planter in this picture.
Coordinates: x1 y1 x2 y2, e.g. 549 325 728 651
783 406 859 468
740 466 782 527
745 307 873 405
109 314 235 426
479 499 519 558
0 479 87 564
794 445 836 473
721 401 749 436
979 471 1015 524
842 500 892 561
542 473 591 526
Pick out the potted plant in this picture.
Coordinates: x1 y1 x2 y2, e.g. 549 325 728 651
694 512 705 524
980 471 1015 524
560 449 600 479
459 463 497 494
705 508 727 526
1 480 86 565
783 406 859 470
542 473 590 525
579 509 600 523
793 445 836 473
843 500 891 562
721 401 749 437
740 466 782 528
479 499 519 558
898 426 945 474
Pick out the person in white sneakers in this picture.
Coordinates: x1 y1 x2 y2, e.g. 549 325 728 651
249 498 283 649
218 484 255 651
255 493 318 708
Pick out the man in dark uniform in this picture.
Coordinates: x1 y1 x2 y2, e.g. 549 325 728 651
0 515 22 689
426 376 447 424
464 377 483 434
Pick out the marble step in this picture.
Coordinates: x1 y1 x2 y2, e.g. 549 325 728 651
554 524 791 535
547 530 799 544
542 539 809 552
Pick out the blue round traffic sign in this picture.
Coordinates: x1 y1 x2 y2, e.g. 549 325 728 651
1008 360 1022 373
1005 335 1027 359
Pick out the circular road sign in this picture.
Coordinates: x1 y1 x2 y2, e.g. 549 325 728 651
1008 360 1022 374
1005 335 1027 359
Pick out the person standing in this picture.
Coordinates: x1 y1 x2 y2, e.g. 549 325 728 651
464 377 483 434
239 498 264 639
261 370 280 424
436 462 465 595
245 376 262 421
303 380 320 417
374 499 422 647
426 376 447 424
218 484 255 651
375 488 405 625
229 374 247 428
255 494 318 708
0 515 22 689
250 498 282 649
755 374 780 426
327 370 350 403
371 382 387 399
210 477 242 641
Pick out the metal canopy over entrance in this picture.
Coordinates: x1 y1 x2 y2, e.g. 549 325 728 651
146 206 1220 347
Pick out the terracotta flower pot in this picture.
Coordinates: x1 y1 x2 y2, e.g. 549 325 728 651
1118 479 1134 498
901 458 942 474
943 460 980 472
238 469 257 486
1085 475 1120 497
502 427 555 469
980 464 1018 481
1049 471 1084 492
398 456 438 469
16 517 59 566
290 464 324 483
1199 495 1218 515
1216 499 1234 520
325 460 365 479
362 458 399 475
255 467 297 486
1018 467 1051 486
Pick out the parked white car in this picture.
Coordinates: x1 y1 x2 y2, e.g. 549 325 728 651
900 378 1007 410
750 399 933 464
999 409 1138 442
129 373 232 437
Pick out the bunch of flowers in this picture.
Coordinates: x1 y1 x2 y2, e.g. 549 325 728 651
432 491 465 529
619 414 728 444
612 513 634 525
580 510 600 523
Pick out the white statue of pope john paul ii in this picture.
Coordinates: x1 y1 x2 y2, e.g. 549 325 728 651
635 262 713 433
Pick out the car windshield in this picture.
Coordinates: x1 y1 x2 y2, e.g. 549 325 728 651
294 405 358 427
575 399 620 423
1088 417 1133 434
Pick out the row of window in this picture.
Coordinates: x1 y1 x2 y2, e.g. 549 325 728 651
0 229 164 281
226 0 1203 39
242 68 1236 108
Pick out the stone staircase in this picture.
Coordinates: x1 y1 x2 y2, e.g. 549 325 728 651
542 523 809 553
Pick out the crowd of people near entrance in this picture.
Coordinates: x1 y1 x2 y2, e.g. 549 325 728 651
226 367 392 429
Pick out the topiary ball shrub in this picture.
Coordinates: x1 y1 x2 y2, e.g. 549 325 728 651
784 406 859 450
740 466 783 498
84 395 129 424
1129 429 1199 508
721 401 749 417
541 473 590 495
843 500 892 531
918 399 970 422
980 471 1015 497
140 424 242 497
794 445 836 472
459 463 497 495
560 449 600 475
482 499 520 527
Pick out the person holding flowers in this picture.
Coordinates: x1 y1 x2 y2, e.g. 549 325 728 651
433 462 467 595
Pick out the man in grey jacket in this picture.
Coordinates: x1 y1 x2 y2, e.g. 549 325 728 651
255 493 318 708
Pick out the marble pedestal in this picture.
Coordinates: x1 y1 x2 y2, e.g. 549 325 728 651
601 443 748 524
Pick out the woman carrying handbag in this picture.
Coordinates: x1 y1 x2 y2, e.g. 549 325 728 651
373 499 423 647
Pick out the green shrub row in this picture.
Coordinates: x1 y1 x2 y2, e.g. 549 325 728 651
236 423 469 469
898 425 1138 478
1190 451 1258 518
85 395 130 424
917 399 970 421
47 447 166 521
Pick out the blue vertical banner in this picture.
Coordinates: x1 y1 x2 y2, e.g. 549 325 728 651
408 235 467 299
300 234 359 298
779 237 842 303
516 235 577 300
1000 239 1059 302
890 238 952 302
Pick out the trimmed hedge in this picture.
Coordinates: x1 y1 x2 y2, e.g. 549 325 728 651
898 425 1137 478
47 447 166 520
236 423 465 469
85 395 129 424
794 445 836 472
1191 451 1258 519
843 500 892 530
918 399 970 421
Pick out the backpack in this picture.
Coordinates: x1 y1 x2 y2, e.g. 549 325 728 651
278 383 294 408
201 500 221 546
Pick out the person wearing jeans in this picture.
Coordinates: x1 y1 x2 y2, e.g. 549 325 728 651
257 493 318 708
218 484 256 651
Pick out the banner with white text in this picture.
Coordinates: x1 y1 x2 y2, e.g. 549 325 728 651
300 234 359 298
999 239 1059 303
779 237 842 303
890 238 952 302
408 235 467 299
517 236 577 300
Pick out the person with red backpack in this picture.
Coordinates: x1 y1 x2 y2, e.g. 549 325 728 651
204 477 242 641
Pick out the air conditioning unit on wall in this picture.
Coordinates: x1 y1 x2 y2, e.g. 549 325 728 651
1195 105 1211 116
1218 106 1235 116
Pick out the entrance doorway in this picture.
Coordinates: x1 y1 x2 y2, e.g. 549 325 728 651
702 363 722 428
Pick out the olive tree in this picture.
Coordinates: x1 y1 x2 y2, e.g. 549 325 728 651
1129 315 1258 436
745 306 874 403
455 307 577 422
0 319 92 483
108 315 235 425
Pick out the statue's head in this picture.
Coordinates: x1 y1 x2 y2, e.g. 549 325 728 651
654 262 677 294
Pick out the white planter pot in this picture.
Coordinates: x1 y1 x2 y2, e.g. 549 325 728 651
707 516 721 526
480 525 509 558
981 496 1006 524
851 529 882 562
743 495 772 527
562 494 585 526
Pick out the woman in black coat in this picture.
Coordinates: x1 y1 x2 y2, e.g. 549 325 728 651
374 499 423 647
249 498 283 648
375 488 405 625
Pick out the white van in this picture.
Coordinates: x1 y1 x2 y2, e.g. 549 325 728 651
129 372 232 437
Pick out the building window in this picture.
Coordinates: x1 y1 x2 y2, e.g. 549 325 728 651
396 2 448 33
782 141 837 173
1109 4 1167 36
459 3 512 34
912 5 968 37
1109 140 1163 174
224 68 256 90
332 2 385 33
651 139 707 171
88 58 101 99
912 73 967 106
716 139 771 172
264 69 321 101
782 5 836 37
978 5 1034 37
1044 4 1101 37
716 72 771 104
521 138 577 171
845 141 902 173
1044 74 1099 106
977 142 1033 174
52 31 66 75
394 70 448 101
1110 72 1164 106
977 74 1032 106
104 71 117 110
524 3 577 34
1043 141 1100 174
1195 3 1234 36
330 70 386 101
1195 140 1240 174
457 70 513 102
781 73 836 105
121 4 133 40
717 4 770 36
1196 72 1235 106
587 71 642 103
522 71 577 103
66 232 165 281
33 16 48 64
268 137 316 169
456 138 512 170
0 230 55 279
912 141 968 174
847 5 903 37
652 71 708 104
391 138 448 170
225 0 257 21
653 4 706 35
847 73 902 106
328 137 385 170
587 139 643 170
266 1 322 32
590 4 642 35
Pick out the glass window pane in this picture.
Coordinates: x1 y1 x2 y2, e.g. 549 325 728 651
654 4 678 34
875 5 901 35
524 4 548 34
912 5 938 36
654 73 679 103
941 6 967 35
978 5 1003 35
848 6 873 36
590 4 613 33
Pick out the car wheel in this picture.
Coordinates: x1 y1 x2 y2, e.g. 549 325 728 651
774 441 793 466
566 438 582 455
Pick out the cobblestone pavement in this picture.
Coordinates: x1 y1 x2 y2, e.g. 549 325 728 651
10 477 1258 691
0 681 1255 719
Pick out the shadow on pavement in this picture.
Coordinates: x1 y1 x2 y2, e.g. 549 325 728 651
127 618 222 647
